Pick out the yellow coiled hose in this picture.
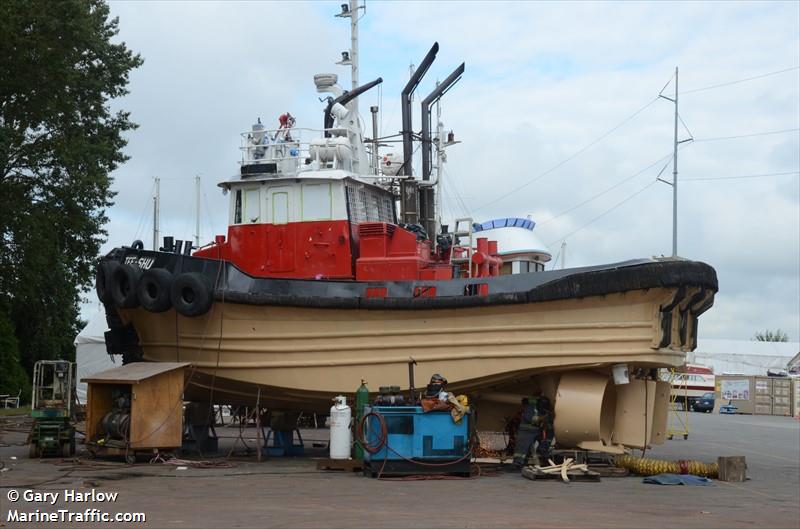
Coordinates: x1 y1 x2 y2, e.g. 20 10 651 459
615 454 718 478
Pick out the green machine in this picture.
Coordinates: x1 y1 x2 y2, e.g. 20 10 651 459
29 360 76 458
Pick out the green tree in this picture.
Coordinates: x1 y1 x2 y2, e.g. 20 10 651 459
0 0 142 374
0 310 31 403
753 329 789 342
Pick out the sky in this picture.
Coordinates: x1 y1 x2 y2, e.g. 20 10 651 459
90 0 800 342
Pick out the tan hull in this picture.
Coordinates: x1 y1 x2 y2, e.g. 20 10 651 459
120 286 699 410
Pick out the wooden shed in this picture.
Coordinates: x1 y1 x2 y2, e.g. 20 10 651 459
83 362 188 457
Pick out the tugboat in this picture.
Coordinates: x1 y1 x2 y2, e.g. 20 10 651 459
95 12 717 451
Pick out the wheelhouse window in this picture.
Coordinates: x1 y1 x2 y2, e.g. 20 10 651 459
244 188 260 223
234 189 243 224
301 183 332 221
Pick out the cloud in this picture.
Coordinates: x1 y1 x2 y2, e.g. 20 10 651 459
88 1 799 341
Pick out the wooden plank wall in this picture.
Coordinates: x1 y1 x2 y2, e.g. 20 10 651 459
129 369 184 449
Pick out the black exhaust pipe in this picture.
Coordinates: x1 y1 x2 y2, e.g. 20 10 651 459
323 77 384 132
400 43 439 177
421 62 464 181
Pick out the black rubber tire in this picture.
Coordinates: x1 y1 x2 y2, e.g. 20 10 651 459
171 272 213 317
96 260 120 304
111 264 142 308
131 239 144 250
137 268 173 313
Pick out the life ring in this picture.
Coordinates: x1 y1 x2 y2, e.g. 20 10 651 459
137 268 173 313
96 260 120 305
110 264 142 309
171 272 213 317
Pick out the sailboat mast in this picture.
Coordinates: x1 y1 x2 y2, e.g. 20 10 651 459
152 176 160 251
195 175 201 248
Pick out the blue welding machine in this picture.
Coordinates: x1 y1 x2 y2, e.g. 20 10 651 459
361 405 471 477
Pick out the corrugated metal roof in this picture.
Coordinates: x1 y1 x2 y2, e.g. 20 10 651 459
691 339 799 375
696 339 799 357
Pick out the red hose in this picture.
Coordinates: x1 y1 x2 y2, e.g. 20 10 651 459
356 412 387 454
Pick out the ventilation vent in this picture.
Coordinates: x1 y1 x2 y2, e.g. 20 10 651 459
358 222 396 237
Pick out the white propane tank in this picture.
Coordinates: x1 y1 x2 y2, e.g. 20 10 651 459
329 395 352 460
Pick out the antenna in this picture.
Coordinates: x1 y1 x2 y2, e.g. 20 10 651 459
152 176 160 251
194 175 201 248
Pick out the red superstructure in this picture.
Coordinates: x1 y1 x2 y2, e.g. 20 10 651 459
194 216 502 283
194 220 355 279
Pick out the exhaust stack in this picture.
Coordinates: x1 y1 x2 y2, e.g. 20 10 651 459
400 43 439 177
420 62 464 181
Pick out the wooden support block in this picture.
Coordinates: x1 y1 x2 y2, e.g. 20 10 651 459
316 458 363 472
717 456 747 482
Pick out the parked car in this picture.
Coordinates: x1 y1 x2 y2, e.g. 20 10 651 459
691 392 715 413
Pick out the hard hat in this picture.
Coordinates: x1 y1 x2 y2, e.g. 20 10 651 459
430 374 448 385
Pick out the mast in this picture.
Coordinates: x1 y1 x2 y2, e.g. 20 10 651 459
194 175 201 248
370 105 379 174
671 67 679 257
335 0 362 116
659 67 682 257
435 97 443 236
152 176 160 251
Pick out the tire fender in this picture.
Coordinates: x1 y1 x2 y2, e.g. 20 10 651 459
111 264 143 309
137 268 173 313
171 272 213 317
96 260 120 305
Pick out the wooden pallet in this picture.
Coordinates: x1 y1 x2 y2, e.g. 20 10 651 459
316 458 363 472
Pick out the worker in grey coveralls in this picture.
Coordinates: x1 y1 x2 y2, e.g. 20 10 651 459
512 392 554 467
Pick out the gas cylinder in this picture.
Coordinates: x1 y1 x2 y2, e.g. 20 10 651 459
354 380 369 460
329 395 352 460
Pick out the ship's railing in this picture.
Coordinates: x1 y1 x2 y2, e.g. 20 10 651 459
240 127 355 174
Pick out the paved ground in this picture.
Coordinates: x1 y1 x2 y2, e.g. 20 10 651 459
1 411 798 528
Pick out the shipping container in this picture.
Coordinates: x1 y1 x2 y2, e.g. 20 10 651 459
771 377 792 416
715 375 755 414
754 377 773 415
715 375 793 416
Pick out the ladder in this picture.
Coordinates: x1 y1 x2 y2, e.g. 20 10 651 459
450 217 474 278
665 368 690 440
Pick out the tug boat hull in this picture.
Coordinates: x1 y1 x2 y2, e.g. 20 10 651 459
103 248 717 438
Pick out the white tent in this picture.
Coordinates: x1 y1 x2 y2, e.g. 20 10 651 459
690 339 800 376
74 310 119 403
